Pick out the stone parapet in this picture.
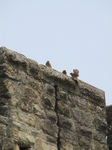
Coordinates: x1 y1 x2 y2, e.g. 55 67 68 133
0 47 109 150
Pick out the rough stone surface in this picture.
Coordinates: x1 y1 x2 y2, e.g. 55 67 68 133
0 47 109 150
106 105 112 150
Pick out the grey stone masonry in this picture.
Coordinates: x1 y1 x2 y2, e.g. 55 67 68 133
106 105 112 150
0 47 109 150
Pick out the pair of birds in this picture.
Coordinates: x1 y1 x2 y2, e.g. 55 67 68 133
63 69 79 83
46 61 79 82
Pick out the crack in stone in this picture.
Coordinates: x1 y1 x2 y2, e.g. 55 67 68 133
54 85 60 150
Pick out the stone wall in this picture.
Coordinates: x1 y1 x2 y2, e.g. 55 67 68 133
106 105 112 150
0 47 109 150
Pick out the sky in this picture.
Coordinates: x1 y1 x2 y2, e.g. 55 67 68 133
0 0 112 105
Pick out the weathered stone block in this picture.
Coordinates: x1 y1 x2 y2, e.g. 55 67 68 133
60 139 77 150
42 119 58 137
35 137 57 150
43 83 55 96
57 101 72 118
59 115 74 131
41 94 55 110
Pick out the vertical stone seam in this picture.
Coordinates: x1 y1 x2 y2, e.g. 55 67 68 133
54 85 60 150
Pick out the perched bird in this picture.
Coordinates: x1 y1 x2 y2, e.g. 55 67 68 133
46 61 52 68
73 69 79 77
70 69 79 83
62 70 67 75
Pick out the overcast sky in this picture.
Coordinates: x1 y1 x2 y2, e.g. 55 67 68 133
0 0 112 105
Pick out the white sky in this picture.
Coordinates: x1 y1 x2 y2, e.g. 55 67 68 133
0 0 112 105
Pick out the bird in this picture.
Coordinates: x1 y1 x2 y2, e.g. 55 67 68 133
70 69 79 83
62 70 67 75
73 69 79 77
46 61 52 68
